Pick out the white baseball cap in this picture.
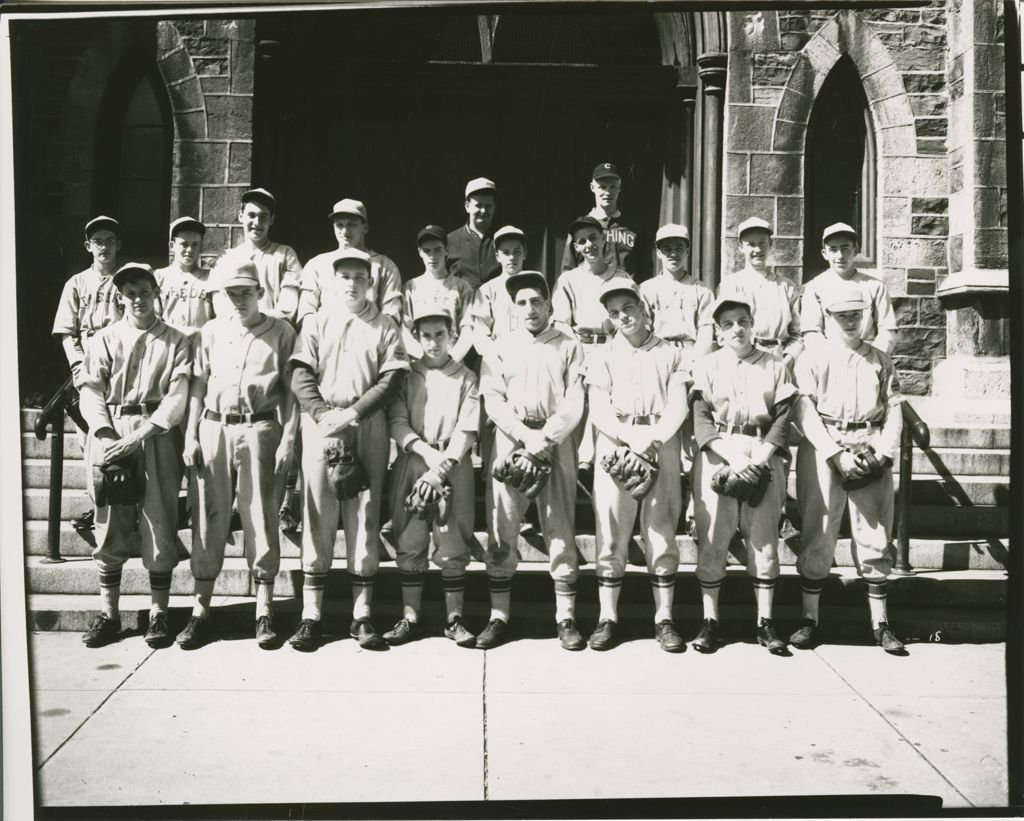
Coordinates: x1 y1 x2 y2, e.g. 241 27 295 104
84 215 120 238
825 288 868 313
655 223 691 244
737 217 774 238
213 261 260 291
598 278 642 307
822 222 859 244
464 177 497 198
169 216 205 239
493 225 526 246
330 247 373 270
330 198 367 221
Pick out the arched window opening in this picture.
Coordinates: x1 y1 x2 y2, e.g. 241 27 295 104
803 55 876 277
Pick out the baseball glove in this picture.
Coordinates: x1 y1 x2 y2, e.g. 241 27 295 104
600 446 660 500
711 463 771 507
93 458 143 507
403 464 454 527
492 449 552 499
324 438 369 501
840 444 886 491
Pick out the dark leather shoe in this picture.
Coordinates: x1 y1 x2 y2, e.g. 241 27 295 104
279 504 300 535
655 620 685 653
176 616 211 650
255 615 277 649
71 509 95 531
874 621 906 654
350 618 387 650
383 618 422 646
475 618 508 650
444 615 477 648
588 619 618 651
289 618 321 652
144 611 172 648
756 617 788 655
557 618 586 651
82 613 121 648
691 618 719 653
789 618 818 650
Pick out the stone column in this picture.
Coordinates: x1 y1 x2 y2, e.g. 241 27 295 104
697 52 727 290
932 0 1009 400
660 66 698 232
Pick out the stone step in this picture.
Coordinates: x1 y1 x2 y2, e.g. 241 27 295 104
23 458 86 490
22 520 1009 572
22 432 83 461
21 407 78 435
906 396 1011 427
25 557 1006 607
913 448 1010 477
26 594 1005 643
923 426 1010 450
907 505 1009 538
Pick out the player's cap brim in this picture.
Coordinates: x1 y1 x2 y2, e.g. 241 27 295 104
711 296 753 322
505 270 549 299
112 263 158 290
169 217 206 239
85 216 120 238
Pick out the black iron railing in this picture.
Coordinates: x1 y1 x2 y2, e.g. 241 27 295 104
892 401 931 576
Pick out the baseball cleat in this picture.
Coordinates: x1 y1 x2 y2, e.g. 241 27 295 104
349 618 387 650
755 617 788 655
71 509 95 532
82 613 121 648
691 618 720 653
556 618 586 651
654 620 685 653
289 619 321 652
176 616 211 650
255 615 277 649
789 619 819 650
873 621 906 655
588 619 618 651
444 615 477 648
144 611 172 649
475 618 508 650
383 618 422 646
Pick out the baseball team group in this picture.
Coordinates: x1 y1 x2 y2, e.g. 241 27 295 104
51 161 908 658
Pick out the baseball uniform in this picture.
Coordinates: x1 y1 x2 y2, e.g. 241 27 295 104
801 269 897 354
717 268 803 361
446 224 499 290
213 241 302 324
297 248 402 325
400 272 475 360
640 274 714 351
560 211 642 278
53 268 123 372
154 265 213 338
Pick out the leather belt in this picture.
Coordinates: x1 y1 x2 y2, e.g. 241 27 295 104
617 413 661 425
204 409 276 424
662 336 693 348
109 401 160 416
755 337 783 347
576 328 609 344
821 417 878 431
716 421 768 438
520 418 548 430
425 437 451 448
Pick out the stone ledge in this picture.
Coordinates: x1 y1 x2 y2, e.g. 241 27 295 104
936 267 1007 299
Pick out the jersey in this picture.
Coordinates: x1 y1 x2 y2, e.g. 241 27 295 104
794 341 903 428
717 268 801 350
470 273 521 342
561 210 643 278
214 241 302 320
297 248 402 324
551 264 632 332
400 273 475 356
388 358 480 450
585 333 691 419
690 347 798 431
639 274 714 344
800 269 897 347
195 314 296 416
52 268 124 365
446 224 499 289
154 266 214 337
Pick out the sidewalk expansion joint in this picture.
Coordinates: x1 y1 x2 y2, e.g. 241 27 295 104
813 649 975 807
482 651 489 801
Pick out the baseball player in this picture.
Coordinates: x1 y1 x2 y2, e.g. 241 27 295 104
401 225 476 362
176 261 298 650
791 288 906 653
689 296 798 655
718 217 802 365
52 216 126 533
287 247 409 652
75 263 192 648
383 307 479 647
801 222 897 354
296 198 403 326
212 188 301 324
552 215 632 470
446 177 500 289
560 162 643 278
586 280 691 652
480 271 586 650
640 223 715 356
155 216 214 339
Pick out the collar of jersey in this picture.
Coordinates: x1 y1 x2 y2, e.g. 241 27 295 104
412 357 460 376
611 329 657 352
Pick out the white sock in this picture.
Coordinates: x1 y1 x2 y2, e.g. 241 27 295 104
488 576 512 623
255 579 274 620
352 577 374 621
100 585 120 619
301 573 326 622
443 573 466 620
700 579 721 621
753 578 775 622
867 581 888 628
193 578 215 619
800 578 823 624
149 571 171 615
651 574 676 623
597 578 621 623
401 572 424 623
553 579 577 622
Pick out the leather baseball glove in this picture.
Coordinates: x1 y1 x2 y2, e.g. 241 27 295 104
711 463 771 507
492 449 552 499
600 445 660 500
403 462 455 527
840 443 886 491
324 436 369 500
93 458 143 507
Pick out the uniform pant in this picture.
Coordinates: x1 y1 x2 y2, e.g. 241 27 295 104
389 450 475 575
88 417 183 575
693 434 787 582
300 410 388 577
574 339 606 466
190 417 285 582
593 431 683 578
486 426 579 582
795 429 894 582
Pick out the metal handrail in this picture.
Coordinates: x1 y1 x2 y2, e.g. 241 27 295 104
892 401 930 576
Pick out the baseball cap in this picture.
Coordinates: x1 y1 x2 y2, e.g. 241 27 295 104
598 278 642 307
737 217 774 239
824 288 868 313
592 162 621 181
505 270 549 300
241 187 276 214
416 224 447 246
212 261 260 291
493 225 527 247
330 247 373 271
329 198 368 221
655 223 691 244
169 216 206 240
85 216 120 239
569 215 604 237
112 262 158 291
464 177 497 199
711 295 754 323
410 304 454 328
822 222 859 244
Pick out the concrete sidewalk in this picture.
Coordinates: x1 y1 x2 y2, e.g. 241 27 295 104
29 630 1008 809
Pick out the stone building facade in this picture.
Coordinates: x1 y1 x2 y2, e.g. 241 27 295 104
11 3 1009 404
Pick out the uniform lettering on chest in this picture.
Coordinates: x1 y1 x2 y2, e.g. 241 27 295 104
607 228 637 249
